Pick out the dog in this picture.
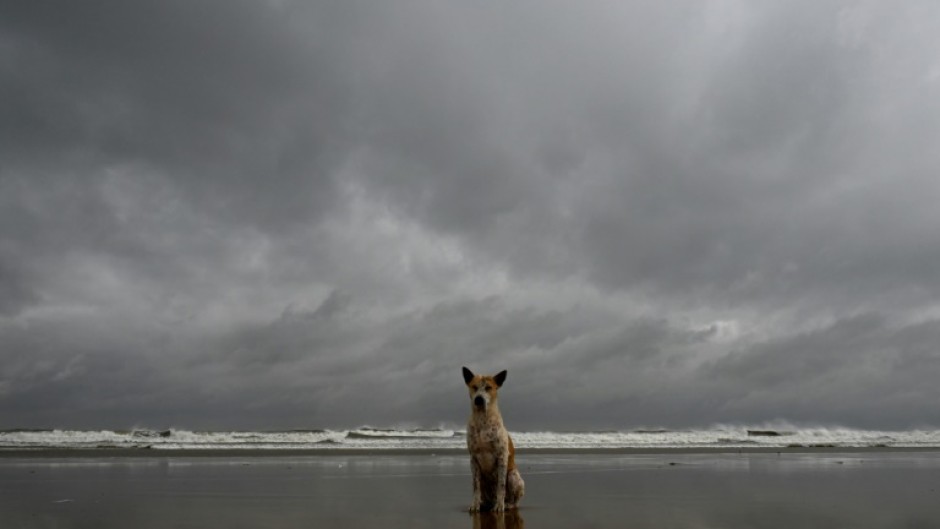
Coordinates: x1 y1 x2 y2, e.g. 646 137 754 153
463 367 525 512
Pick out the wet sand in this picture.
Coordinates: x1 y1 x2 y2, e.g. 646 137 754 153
2 451 939 528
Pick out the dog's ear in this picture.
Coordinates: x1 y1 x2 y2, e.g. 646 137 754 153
462 367 475 385
494 370 507 387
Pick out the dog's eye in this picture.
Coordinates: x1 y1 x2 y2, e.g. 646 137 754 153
484 384 491 391
471 385 478 391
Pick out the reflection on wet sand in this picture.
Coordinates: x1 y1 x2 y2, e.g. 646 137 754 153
471 510 525 529
4 453 940 528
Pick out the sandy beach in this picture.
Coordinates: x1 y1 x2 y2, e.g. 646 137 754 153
2 451 939 528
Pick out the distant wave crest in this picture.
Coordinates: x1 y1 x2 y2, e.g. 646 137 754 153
2 426 939 451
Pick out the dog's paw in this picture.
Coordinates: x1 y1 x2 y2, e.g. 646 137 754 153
468 503 481 513
494 502 506 512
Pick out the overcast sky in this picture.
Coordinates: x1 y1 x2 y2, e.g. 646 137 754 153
2 1 940 431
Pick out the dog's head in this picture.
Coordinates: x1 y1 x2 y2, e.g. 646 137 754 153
462 367 507 412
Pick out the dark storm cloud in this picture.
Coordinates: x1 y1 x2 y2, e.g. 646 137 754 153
697 314 940 428
350 0 940 308
1 0 351 233
0 256 39 316
2 1 940 430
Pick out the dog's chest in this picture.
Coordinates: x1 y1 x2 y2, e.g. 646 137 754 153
467 420 505 472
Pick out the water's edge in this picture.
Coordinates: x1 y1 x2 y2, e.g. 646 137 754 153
4 446 940 458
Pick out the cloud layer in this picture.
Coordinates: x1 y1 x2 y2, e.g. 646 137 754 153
2 1 940 429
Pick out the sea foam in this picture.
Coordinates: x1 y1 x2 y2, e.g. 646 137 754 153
2 426 939 451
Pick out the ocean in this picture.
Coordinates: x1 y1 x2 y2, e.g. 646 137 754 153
3 426 940 451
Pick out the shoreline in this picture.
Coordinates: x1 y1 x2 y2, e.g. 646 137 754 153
6 450 940 528
3 445 940 458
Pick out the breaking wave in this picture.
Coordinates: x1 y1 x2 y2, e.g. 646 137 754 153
2 426 938 451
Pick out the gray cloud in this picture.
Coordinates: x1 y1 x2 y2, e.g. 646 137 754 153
2 1 940 430
698 314 940 428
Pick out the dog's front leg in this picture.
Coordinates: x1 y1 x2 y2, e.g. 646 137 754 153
495 452 508 512
470 457 482 512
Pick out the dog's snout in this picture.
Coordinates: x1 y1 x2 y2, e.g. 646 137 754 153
474 396 485 407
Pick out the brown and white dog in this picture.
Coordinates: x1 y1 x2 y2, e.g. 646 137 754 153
463 367 525 512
